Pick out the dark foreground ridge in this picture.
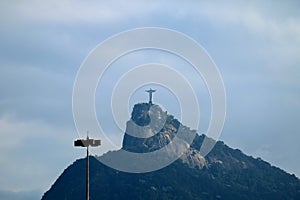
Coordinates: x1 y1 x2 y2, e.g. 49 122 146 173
42 103 300 200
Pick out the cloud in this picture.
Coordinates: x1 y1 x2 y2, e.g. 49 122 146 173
187 1 300 39
172 1 300 70
0 0 161 25
0 115 83 191
0 64 75 127
0 190 41 200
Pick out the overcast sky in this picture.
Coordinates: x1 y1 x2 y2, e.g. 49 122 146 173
0 0 300 199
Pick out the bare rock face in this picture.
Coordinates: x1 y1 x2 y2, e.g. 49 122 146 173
122 103 205 169
180 149 207 169
122 103 179 153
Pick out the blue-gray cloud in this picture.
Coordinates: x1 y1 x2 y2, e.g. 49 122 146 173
0 190 42 200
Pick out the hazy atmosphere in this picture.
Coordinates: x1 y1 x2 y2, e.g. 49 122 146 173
0 1 299 199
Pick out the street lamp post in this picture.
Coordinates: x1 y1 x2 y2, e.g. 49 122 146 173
74 135 101 200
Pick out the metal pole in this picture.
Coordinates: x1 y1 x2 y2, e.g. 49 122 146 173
74 135 100 200
86 145 89 200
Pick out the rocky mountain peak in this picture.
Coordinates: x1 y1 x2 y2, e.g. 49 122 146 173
122 103 206 169
123 103 176 152
42 102 300 200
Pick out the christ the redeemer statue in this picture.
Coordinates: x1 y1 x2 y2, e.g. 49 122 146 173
146 88 156 105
